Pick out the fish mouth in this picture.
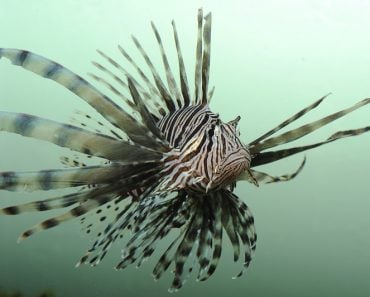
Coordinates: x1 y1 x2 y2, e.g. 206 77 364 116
205 154 257 192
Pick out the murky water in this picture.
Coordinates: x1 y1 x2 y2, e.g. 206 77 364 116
1 1 369 296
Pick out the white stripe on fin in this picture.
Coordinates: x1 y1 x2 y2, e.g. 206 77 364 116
0 48 166 151
0 111 159 161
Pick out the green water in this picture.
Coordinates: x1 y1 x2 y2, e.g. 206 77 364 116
0 0 369 296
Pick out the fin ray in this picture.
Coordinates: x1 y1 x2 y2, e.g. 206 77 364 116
251 126 370 167
0 111 160 161
250 98 370 153
249 93 331 145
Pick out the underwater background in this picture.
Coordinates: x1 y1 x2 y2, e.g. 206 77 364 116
0 0 369 296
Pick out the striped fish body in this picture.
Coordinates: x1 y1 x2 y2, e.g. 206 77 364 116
0 8 369 292
158 104 251 193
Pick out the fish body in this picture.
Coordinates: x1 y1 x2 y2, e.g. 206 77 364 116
158 104 251 193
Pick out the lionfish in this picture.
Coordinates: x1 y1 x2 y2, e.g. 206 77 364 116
0 9 369 291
